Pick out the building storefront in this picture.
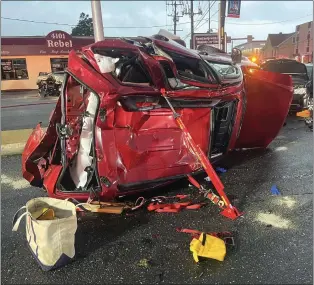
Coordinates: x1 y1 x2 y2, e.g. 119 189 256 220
1 30 94 91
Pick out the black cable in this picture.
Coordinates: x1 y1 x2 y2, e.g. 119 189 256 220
2 14 312 29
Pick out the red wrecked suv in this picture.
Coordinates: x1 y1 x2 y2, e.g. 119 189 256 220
22 35 293 202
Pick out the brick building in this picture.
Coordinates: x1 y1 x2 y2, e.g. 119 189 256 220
261 32 295 60
234 40 266 59
293 21 313 63
261 20 313 63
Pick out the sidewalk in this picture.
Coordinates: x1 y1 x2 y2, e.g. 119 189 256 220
1 90 38 99
1 128 47 156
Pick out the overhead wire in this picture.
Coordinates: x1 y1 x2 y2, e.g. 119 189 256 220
2 14 312 29
183 7 219 40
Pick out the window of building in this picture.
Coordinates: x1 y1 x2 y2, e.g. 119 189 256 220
295 48 299 55
292 37 295 44
308 22 312 28
296 25 300 31
1 58 29 80
50 58 68 72
296 36 299 42
306 47 310 53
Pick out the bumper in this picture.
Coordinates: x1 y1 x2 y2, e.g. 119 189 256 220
290 92 307 112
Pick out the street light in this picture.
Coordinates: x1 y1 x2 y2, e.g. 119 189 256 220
91 0 104 42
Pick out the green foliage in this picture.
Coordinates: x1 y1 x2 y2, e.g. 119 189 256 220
71 13 94 37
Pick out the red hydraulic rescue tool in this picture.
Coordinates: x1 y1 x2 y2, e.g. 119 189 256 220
160 89 243 220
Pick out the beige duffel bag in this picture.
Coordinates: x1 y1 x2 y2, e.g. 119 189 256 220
12 197 78 271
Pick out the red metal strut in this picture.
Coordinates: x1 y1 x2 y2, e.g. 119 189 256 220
160 88 243 220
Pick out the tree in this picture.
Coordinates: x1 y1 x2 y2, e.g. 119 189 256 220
71 13 94 37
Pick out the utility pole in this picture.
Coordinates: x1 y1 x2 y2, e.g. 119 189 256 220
167 1 183 35
218 0 226 51
190 0 194 48
183 1 202 49
220 0 226 52
218 1 221 50
91 0 104 42
208 1 211 33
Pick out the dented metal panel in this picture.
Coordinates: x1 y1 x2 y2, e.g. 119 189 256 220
21 36 293 201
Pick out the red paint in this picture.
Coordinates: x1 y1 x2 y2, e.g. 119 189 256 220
21 36 293 202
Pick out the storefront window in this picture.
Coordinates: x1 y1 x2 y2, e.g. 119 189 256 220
1 58 29 80
50 58 68 72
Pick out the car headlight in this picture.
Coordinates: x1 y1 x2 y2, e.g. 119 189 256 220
294 87 306 95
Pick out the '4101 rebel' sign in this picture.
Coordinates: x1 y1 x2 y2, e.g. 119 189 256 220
1 30 94 56
46 30 73 49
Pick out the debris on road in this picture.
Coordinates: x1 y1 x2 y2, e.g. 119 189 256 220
147 194 207 213
190 233 226 263
216 167 227 173
204 176 211 182
138 258 151 268
177 228 235 262
271 185 281 195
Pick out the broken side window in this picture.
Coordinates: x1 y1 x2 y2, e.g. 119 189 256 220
159 60 188 89
93 48 153 87
158 49 216 84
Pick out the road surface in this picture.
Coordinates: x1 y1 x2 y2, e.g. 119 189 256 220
1 92 57 130
1 117 312 284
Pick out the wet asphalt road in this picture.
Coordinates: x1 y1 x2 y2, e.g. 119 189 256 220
1 92 56 130
1 117 313 284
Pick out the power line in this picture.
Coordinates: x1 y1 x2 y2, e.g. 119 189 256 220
1 14 312 30
183 9 218 40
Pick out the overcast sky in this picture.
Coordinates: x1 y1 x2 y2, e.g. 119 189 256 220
2 1 313 47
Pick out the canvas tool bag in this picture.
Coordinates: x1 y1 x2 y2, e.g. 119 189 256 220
12 197 78 271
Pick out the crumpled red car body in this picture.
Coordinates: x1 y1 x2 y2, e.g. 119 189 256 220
22 35 293 201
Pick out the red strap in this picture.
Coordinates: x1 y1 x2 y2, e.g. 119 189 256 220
176 194 189 199
176 228 202 235
185 203 203 210
155 208 180 213
187 175 201 189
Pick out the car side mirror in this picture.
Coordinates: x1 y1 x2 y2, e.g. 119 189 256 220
231 48 242 64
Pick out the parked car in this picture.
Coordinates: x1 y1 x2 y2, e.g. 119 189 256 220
22 34 293 201
299 63 313 130
305 63 313 79
260 59 310 112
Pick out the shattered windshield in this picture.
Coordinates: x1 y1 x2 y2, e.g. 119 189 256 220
155 48 216 85
205 61 241 80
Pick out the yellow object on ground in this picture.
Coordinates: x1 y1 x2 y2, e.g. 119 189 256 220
296 110 311 118
33 208 55 220
190 233 226 263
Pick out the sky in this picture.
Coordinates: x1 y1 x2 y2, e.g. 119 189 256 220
1 0 313 48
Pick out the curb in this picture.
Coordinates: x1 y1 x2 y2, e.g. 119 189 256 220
1 128 46 156
1 143 26 156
